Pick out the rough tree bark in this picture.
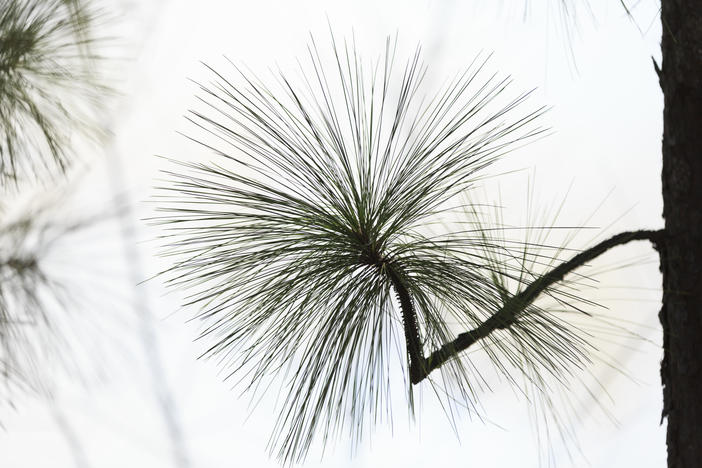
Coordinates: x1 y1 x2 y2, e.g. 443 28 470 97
659 0 702 466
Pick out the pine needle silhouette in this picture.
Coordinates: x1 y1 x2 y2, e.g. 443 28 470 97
0 0 106 186
0 190 123 412
0 0 115 416
154 36 661 464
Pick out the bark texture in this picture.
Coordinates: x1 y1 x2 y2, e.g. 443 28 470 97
386 267 425 384
660 1 702 466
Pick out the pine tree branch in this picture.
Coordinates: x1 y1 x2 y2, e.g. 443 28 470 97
414 229 664 383
386 264 426 384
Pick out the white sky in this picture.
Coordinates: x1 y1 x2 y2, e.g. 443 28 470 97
0 1 665 467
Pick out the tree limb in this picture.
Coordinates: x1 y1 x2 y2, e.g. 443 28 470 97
414 229 664 384
386 264 426 384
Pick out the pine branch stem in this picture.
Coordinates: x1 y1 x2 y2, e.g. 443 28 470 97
386 265 426 384
414 229 664 384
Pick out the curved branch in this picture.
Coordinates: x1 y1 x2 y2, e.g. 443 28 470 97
386 264 426 384
416 229 664 383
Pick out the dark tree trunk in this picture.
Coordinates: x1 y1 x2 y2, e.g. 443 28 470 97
659 0 702 466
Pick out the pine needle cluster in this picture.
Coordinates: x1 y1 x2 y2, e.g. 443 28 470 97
0 0 106 185
153 36 591 462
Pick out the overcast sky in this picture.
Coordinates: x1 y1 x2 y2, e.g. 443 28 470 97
1 1 665 467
